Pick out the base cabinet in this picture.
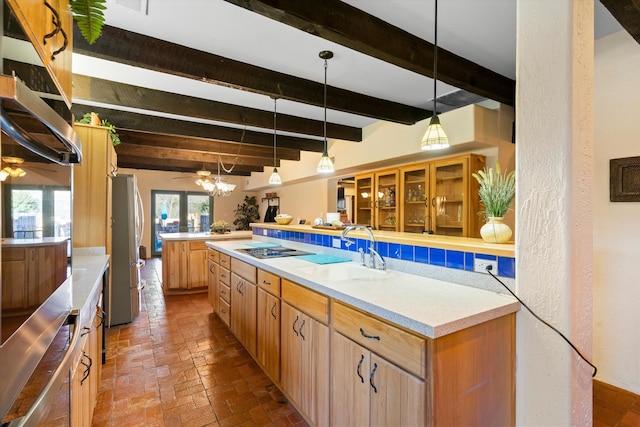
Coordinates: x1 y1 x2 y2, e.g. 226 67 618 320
257 288 280 381
162 240 208 292
281 302 330 427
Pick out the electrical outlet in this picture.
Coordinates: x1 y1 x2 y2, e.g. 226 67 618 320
332 238 341 249
262 229 267 236
474 258 497 274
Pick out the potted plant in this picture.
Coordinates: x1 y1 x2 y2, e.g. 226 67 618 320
472 161 515 243
76 112 121 145
233 196 260 230
211 220 227 234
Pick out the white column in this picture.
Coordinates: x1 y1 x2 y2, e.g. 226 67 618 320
515 0 593 425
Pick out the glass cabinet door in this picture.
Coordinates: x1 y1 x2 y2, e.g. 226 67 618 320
354 173 374 227
400 164 430 233
374 169 399 231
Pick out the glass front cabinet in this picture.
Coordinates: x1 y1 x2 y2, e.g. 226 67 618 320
430 154 485 237
354 154 485 238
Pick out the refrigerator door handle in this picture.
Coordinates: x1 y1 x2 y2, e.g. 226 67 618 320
135 187 144 247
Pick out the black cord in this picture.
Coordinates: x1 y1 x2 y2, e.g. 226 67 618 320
486 266 597 377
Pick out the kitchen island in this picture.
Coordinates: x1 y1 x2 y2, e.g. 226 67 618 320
206 238 519 426
159 231 252 294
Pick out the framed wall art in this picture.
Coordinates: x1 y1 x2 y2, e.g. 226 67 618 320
610 156 640 202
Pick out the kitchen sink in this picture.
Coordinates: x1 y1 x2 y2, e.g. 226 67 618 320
236 246 314 259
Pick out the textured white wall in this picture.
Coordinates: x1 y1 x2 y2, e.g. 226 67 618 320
593 30 640 394
516 0 593 425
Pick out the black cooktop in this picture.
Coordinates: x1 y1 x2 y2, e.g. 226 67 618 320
236 246 313 259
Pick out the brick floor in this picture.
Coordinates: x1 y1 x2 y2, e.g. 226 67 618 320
92 257 306 426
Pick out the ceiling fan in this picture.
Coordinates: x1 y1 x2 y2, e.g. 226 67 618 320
0 156 27 181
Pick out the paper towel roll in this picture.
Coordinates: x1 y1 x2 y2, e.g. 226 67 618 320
326 212 340 224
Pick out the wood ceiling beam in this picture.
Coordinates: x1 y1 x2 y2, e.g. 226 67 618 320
69 104 324 153
72 25 431 125
72 74 361 141
117 130 301 162
599 0 640 44
3 59 360 142
223 0 516 106
115 144 268 170
115 155 255 175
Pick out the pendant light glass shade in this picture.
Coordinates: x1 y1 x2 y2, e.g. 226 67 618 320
268 97 282 184
317 50 335 174
421 0 449 151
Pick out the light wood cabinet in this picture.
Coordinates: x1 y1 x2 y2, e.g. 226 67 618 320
430 154 485 237
281 280 330 427
161 240 208 293
218 253 231 326
230 258 257 356
354 153 485 237
1 242 68 312
257 287 280 381
208 249 219 311
6 0 73 106
73 124 117 254
331 331 425 426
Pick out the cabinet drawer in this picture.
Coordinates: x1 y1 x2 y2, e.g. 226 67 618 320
258 269 281 296
219 267 230 286
218 298 230 326
332 301 426 379
231 257 257 283
2 248 25 261
219 283 231 304
190 241 207 251
281 279 329 324
219 253 231 270
208 249 220 263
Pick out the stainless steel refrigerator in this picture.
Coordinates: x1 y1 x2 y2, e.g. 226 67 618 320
110 174 145 326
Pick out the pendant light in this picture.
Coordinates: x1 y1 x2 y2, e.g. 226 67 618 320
317 50 335 173
268 97 282 185
421 0 449 150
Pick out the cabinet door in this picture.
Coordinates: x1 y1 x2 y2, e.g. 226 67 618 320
188 248 208 289
369 354 426 427
374 169 400 231
1 248 26 309
208 260 218 310
281 302 302 406
355 173 374 226
331 332 370 426
243 281 257 357
400 164 430 233
163 241 187 289
257 288 280 381
300 316 330 427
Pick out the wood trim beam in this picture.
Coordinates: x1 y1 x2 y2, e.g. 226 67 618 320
117 130 301 162
599 0 640 44
115 144 269 170
72 74 361 141
69 104 325 152
72 25 431 124
115 155 256 175
223 0 515 106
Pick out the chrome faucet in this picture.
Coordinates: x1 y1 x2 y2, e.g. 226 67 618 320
341 225 386 271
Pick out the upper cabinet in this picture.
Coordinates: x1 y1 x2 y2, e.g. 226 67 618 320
430 154 485 238
354 153 485 238
6 0 73 106
73 124 118 254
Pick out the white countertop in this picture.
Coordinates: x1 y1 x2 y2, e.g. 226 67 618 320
159 231 253 241
70 254 110 331
207 240 519 339
1 236 70 247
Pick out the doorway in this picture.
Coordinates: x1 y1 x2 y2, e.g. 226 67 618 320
150 190 213 256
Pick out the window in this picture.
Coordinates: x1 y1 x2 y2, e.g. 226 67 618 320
2 185 71 239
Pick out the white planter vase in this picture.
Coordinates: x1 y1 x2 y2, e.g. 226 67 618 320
480 217 512 244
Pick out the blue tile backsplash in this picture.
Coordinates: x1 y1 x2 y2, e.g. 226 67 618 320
252 227 516 279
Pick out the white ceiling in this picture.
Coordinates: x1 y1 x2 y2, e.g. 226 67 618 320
69 0 622 136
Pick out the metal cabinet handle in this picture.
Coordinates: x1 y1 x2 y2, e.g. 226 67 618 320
299 319 306 340
81 326 91 337
209 264 215 273
96 309 106 327
220 289 227 295
81 353 93 385
356 354 365 383
263 279 271 286
292 315 299 336
271 302 277 320
359 327 380 341
220 309 227 314
369 362 378 394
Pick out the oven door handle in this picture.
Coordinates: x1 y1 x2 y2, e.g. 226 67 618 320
5 314 81 427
